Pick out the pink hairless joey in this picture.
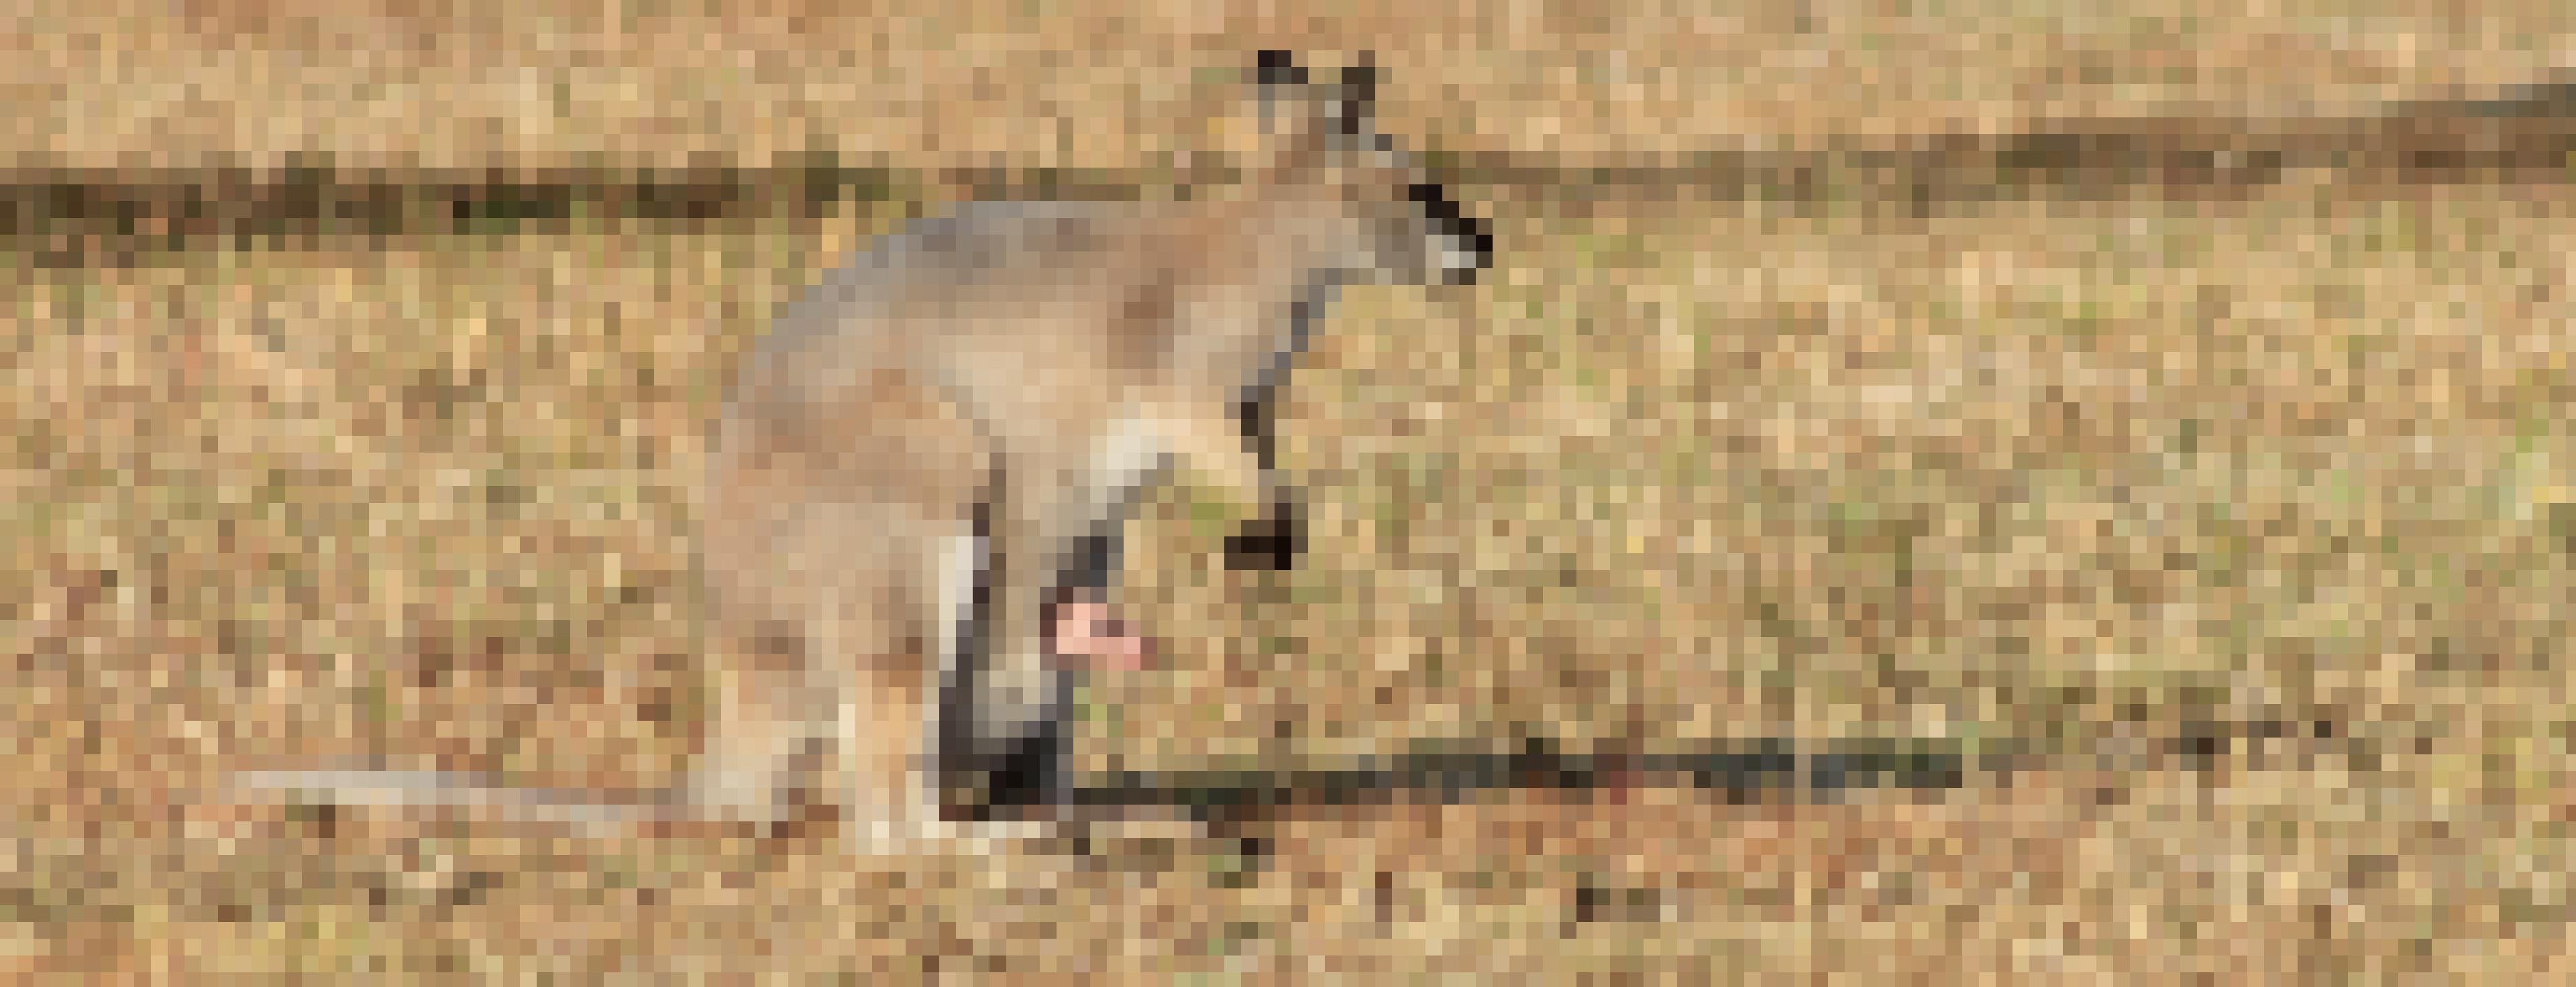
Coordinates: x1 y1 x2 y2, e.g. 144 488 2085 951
1051 597 1154 673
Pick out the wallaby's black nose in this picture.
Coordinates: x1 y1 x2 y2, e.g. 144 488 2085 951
1411 182 1493 284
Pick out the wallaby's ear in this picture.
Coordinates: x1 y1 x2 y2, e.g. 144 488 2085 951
1224 51 1308 164
1236 50 1379 158
1331 54 1380 135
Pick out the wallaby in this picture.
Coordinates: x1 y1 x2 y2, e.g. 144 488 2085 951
233 50 1493 853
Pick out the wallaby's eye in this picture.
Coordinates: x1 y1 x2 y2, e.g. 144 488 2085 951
1255 50 1306 87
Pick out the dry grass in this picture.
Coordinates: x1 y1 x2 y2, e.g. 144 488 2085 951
15 3 2573 172
11 9 2576 981
4 172 2571 980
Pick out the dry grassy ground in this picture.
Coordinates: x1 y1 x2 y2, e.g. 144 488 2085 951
3 174 2570 980
5 10 2575 982
15 2 2574 173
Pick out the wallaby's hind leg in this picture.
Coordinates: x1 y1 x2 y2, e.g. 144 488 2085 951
696 494 957 848
696 364 986 848
963 443 1112 791
816 562 949 852
688 636 837 828
953 434 1177 822
690 508 865 830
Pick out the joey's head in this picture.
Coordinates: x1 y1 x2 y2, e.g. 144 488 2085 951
1224 50 1493 288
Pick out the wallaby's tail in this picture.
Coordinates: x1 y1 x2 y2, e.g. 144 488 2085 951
228 766 683 831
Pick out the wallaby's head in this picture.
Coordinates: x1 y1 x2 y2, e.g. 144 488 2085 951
1227 50 1492 288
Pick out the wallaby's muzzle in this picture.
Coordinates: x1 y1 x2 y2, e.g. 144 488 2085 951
1410 182 1493 286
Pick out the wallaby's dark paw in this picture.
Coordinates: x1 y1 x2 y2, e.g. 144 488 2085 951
1224 504 1304 571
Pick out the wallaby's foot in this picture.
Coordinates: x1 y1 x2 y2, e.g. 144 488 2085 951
843 807 1051 858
